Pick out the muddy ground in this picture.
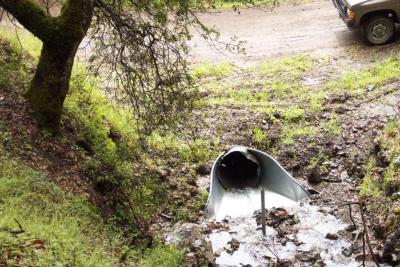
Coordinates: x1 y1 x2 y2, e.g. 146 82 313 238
190 0 400 63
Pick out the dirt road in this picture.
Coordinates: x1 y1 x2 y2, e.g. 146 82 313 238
190 0 398 62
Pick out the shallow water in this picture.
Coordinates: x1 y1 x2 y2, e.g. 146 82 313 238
205 201 361 267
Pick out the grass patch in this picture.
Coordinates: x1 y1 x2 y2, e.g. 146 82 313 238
326 56 400 95
147 131 215 164
280 123 317 145
252 127 269 147
259 54 313 81
0 147 119 266
192 62 233 79
0 147 184 266
0 27 42 58
137 244 185 267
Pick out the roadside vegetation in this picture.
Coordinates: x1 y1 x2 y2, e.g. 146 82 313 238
361 119 400 217
0 29 211 266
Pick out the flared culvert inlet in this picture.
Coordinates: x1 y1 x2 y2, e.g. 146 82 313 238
216 147 261 190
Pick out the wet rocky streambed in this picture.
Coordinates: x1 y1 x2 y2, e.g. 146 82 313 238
167 196 393 266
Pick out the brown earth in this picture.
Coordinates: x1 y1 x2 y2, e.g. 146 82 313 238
190 0 400 63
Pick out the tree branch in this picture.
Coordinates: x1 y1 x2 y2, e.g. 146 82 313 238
60 0 94 39
0 0 58 42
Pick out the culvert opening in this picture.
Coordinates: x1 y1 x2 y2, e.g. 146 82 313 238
216 148 261 190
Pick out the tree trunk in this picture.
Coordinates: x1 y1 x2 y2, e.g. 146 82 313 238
26 41 80 131
0 0 94 133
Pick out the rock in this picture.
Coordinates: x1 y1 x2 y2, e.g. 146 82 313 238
325 233 338 240
394 206 400 215
196 163 211 175
342 247 352 257
345 224 357 232
340 170 349 181
313 259 326 267
166 223 202 247
183 252 197 267
166 223 215 265
224 238 240 254
255 207 299 229
352 229 363 240
307 168 322 184
382 229 400 263
377 151 391 167
186 177 197 186
319 207 335 215
322 160 338 168
392 192 400 200
307 188 320 195
393 156 400 167
222 216 230 223
295 250 321 262
149 166 171 181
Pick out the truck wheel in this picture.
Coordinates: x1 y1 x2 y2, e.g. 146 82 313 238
363 15 395 45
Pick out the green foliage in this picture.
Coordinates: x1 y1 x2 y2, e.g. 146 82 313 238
147 131 214 163
0 27 42 58
0 35 187 266
282 107 305 123
321 116 341 135
192 62 233 79
138 244 184 267
326 56 400 95
259 54 312 80
280 124 317 145
0 148 120 266
360 119 399 232
252 127 269 147
376 120 400 195
65 65 138 186
360 160 384 198
306 153 329 173
0 38 30 90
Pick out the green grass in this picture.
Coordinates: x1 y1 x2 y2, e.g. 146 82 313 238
259 54 313 80
0 27 42 58
0 146 184 266
252 127 268 147
326 56 400 95
360 119 399 218
147 131 215 163
279 123 317 145
0 147 118 266
192 62 233 79
137 244 185 267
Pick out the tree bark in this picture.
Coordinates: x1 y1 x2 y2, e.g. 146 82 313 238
0 0 94 132
25 41 80 130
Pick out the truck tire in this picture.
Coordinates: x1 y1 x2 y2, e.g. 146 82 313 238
363 15 395 45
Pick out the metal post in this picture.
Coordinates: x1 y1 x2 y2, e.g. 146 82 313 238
261 188 266 236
